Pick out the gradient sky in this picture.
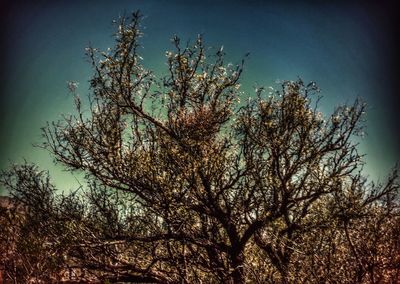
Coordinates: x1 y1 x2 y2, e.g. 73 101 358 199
1 0 399 194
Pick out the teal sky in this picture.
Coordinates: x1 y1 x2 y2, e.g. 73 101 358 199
1 0 399 193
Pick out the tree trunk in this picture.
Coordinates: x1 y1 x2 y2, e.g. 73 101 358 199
230 253 245 284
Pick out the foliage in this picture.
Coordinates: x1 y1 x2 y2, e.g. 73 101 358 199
1 11 399 283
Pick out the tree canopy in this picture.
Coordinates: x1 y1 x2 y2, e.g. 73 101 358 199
1 11 399 284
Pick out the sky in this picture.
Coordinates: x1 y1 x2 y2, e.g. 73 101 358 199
0 0 399 194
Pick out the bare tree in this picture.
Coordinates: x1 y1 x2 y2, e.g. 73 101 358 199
1 11 399 283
